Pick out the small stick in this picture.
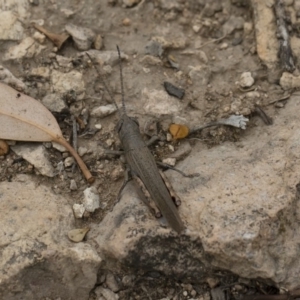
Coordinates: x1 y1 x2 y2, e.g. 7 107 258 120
266 94 291 105
274 0 295 72
254 105 273 125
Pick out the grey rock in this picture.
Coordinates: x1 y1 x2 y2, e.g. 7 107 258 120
11 143 55 177
42 93 67 113
70 179 78 190
106 272 121 292
222 15 244 35
168 141 192 160
90 94 300 290
0 65 26 91
78 146 88 156
65 23 95 51
145 40 164 57
0 180 102 300
141 88 183 116
95 287 119 300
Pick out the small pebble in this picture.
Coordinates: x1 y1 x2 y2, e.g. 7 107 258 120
239 72 254 88
95 124 102 130
191 289 197 297
206 277 219 289
78 146 88 156
83 187 100 212
192 25 201 33
162 157 176 166
90 104 117 118
64 156 74 167
70 179 78 190
166 133 172 142
219 42 228 50
94 34 103 50
122 18 131 26
73 203 85 218
106 272 121 292
183 291 188 297
68 227 89 243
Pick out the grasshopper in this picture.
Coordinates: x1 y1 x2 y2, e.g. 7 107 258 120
88 47 194 233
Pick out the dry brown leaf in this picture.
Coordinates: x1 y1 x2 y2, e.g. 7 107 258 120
169 123 190 139
0 140 9 155
33 23 70 49
0 82 94 183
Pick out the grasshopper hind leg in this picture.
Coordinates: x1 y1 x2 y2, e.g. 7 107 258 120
159 170 181 207
132 175 162 218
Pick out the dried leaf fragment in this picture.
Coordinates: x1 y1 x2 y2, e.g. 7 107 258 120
0 82 94 183
68 227 90 242
169 124 190 140
33 23 70 49
0 140 9 155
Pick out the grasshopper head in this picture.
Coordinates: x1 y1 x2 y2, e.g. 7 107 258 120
117 115 140 138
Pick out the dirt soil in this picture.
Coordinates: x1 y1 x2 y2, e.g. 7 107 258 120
0 0 290 299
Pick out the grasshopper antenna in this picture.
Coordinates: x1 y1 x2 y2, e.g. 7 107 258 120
116 45 126 115
86 52 121 116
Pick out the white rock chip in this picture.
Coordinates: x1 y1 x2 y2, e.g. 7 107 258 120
73 203 85 218
162 158 176 166
52 142 67 152
91 104 117 118
65 23 95 51
83 187 100 212
33 31 46 43
239 72 255 88
11 143 55 177
0 11 24 41
51 69 85 99
64 157 74 167
142 88 183 116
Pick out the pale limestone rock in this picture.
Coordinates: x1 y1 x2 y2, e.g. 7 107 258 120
30 66 50 79
0 0 29 20
141 88 183 116
4 37 46 61
0 11 24 41
90 94 300 290
11 143 55 177
0 180 102 300
280 72 300 90
73 203 85 218
91 104 117 118
51 69 85 99
83 187 100 212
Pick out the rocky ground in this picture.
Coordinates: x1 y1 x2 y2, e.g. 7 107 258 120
2 0 300 299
